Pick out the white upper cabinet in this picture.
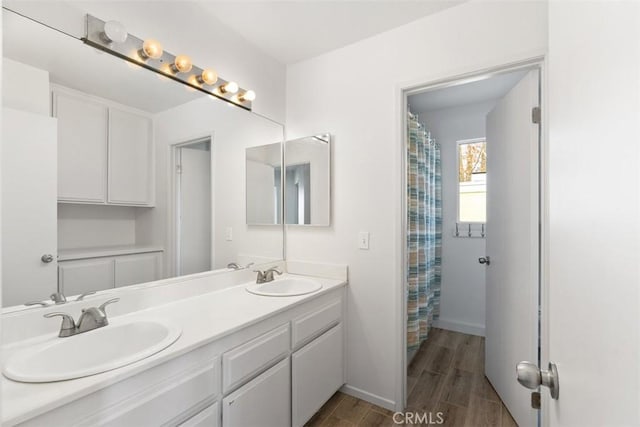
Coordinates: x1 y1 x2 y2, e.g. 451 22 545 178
53 86 154 207
108 108 153 205
54 91 108 203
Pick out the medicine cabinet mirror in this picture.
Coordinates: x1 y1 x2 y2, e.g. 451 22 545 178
283 134 331 226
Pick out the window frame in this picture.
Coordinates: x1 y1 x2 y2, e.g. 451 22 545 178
456 137 487 224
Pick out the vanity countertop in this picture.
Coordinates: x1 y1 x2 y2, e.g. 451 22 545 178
1 273 347 425
57 245 165 261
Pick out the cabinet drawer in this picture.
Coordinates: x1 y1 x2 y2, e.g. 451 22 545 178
101 360 218 427
292 299 342 349
292 323 344 427
179 402 219 427
222 324 289 393
222 358 290 427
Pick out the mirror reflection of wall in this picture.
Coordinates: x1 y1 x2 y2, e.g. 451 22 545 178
246 143 282 225
1 9 284 308
284 134 331 226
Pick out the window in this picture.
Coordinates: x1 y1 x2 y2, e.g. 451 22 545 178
457 138 486 223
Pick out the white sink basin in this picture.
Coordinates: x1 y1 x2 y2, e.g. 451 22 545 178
3 319 181 383
246 277 322 297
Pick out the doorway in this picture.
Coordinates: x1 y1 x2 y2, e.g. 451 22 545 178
402 64 542 427
174 137 213 276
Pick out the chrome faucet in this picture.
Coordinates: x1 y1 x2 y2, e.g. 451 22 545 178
44 298 120 338
50 292 67 304
254 267 283 284
227 262 255 270
25 291 96 308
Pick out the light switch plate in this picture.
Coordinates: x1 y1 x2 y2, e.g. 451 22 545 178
358 232 370 250
225 227 233 241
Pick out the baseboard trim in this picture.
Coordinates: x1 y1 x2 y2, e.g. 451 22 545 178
433 318 485 337
340 384 396 411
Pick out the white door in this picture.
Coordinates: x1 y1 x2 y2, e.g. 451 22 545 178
484 69 540 427
177 141 212 275
546 2 640 426
2 108 58 306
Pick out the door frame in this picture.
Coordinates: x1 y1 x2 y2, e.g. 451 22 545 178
168 133 215 278
395 55 549 421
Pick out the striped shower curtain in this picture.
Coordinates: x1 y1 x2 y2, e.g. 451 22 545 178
407 112 442 352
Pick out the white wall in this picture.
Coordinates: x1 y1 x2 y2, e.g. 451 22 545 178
285 0 547 409
419 100 497 337
547 2 640 425
148 96 284 277
2 58 49 115
57 204 137 249
3 1 286 122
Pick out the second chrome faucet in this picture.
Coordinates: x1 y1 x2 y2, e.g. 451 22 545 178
254 267 283 284
44 298 120 338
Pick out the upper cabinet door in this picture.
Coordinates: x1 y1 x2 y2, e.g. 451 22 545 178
54 92 108 203
108 108 153 206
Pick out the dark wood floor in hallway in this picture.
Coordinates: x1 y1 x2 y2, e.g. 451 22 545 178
305 328 518 427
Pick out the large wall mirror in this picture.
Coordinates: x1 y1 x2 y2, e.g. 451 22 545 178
1 9 284 309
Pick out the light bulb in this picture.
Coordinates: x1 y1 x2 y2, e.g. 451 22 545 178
172 55 193 73
140 39 163 59
103 20 127 44
239 90 256 102
198 68 218 85
220 81 238 94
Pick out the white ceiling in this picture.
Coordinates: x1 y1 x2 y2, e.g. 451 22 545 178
200 1 465 64
408 69 529 113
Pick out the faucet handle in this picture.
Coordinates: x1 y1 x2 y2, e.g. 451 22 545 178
75 291 96 301
98 298 120 314
44 312 76 332
25 301 49 307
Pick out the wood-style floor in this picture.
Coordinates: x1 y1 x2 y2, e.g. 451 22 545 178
305 328 518 427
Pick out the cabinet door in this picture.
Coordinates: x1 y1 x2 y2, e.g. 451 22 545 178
180 403 220 427
222 358 290 427
58 258 114 296
54 92 108 203
114 252 161 287
292 323 344 427
108 108 153 205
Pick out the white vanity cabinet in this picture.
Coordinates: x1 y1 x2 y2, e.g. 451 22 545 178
10 285 346 427
53 86 154 207
58 250 163 295
58 258 115 296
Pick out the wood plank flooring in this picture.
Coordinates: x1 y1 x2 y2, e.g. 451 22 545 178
305 328 518 427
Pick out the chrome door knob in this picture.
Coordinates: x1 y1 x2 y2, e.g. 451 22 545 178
517 361 560 400
478 256 490 265
41 254 54 263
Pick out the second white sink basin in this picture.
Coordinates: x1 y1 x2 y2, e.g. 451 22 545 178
246 277 322 297
3 318 181 383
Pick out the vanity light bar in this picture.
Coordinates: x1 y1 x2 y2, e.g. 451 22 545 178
83 15 254 111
